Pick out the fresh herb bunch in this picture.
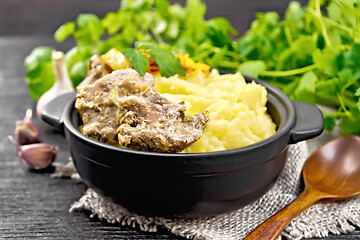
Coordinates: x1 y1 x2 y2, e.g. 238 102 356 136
25 0 238 100
237 0 360 134
24 0 360 135
122 47 185 77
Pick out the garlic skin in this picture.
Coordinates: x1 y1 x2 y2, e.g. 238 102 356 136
36 50 74 120
18 143 58 169
15 109 40 145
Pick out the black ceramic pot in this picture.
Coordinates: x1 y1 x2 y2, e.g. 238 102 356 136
42 76 324 217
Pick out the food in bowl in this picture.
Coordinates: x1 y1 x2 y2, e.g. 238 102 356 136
41 63 324 216
75 49 276 153
75 66 208 153
155 70 276 153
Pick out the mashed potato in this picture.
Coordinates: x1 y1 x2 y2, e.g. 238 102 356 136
154 70 276 153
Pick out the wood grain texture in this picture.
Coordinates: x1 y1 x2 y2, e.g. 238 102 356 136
0 0 359 238
0 0 307 36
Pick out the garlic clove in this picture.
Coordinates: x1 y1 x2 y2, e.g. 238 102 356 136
18 143 58 169
36 50 75 120
15 109 40 145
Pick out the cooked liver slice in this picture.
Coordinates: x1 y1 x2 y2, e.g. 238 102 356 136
75 68 208 153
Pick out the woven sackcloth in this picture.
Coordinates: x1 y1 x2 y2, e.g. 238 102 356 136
52 133 360 240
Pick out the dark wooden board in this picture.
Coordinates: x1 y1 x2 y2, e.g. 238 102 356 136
0 0 307 36
0 0 359 238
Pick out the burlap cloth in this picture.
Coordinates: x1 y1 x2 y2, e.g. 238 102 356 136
52 130 360 240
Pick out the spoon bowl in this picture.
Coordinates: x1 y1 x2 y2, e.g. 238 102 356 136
304 135 360 199
244 135 360 240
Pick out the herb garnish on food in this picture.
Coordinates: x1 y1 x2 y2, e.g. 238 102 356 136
122 48 185 77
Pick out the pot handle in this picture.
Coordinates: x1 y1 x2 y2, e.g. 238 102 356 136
289 101 324 144
41 92 77 132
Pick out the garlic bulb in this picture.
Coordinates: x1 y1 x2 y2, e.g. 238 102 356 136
15 109 40 145
36 50 74 120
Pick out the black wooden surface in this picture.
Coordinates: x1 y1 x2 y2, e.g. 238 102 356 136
0 0 359 239
0 0 307 36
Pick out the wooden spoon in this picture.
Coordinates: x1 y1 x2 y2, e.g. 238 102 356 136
244 135 360 240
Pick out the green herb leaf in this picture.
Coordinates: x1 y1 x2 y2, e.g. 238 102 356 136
24 46 52 70
312 45 343 76
64 46 94 86
335 71 356 94
121 0 151 11
238 60 267 78
237 12 281 61
148 48 185 77
277 35 317 70
155 0 170 18
166 20 180 39
202 17 237 49
69 60 90 87
75 14 104 45
339 108 360 134
316 77 338 96
135 41 158 50
323 113 338 131
101 12 124 35
284 1 304 22
54 22 76 42
208 46 228 69
342 44 360 79
122 48 150 76
355 87 360 110
24 46 55 100
291 71 317 104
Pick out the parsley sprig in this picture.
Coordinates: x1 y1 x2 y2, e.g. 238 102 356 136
236 0 360 134
122 48 185 77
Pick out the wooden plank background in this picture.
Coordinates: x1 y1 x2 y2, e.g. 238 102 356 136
1 1 359 240
0 0 307 36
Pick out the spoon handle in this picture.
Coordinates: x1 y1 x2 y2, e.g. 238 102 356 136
243 187 323 240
